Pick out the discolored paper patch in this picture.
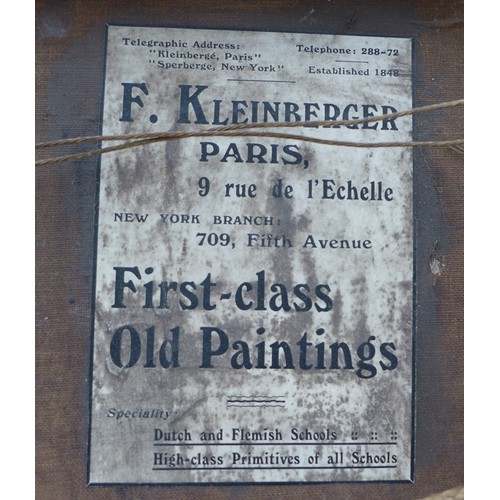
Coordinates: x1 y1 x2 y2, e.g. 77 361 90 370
88 26 414 484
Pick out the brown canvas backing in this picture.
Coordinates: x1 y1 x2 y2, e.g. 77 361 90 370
35 1 464 498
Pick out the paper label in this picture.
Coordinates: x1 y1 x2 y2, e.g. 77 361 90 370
88 25 414 484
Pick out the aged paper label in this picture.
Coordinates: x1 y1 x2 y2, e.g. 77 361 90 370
88 26 414 484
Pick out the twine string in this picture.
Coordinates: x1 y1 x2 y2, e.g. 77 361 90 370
35 99 463 166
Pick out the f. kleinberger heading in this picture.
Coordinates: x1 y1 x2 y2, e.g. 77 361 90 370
106 267 398 379
120 83 400 129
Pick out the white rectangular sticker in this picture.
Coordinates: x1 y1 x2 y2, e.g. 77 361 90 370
88 26 414 484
